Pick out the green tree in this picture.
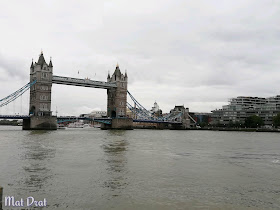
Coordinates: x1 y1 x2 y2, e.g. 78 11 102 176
273 113 280 127
244 115 264 128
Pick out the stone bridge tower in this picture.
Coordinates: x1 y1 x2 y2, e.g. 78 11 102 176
104 64 133 129
23 52 57 130
29 52 53 116
107 64 128 118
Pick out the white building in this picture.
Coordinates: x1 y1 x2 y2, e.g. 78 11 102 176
80 110 107 118
211 95 280 125
89 110 107 118
151 101 160 113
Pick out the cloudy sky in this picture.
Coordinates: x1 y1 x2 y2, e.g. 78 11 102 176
0 0 279 116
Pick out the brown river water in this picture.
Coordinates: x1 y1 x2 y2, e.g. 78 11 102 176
0 126 280 209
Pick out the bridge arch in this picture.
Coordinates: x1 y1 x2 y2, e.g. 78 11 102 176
111 110 116 118
29 106 36 115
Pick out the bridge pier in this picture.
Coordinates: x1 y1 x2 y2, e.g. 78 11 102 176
169 124 186 130
101 118 133 130
23 116 57 130
155 123 166 129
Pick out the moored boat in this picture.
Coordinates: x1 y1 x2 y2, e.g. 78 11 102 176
68 122 84 128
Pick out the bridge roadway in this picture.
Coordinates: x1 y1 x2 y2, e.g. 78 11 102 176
0 115 112 123
0 115 182 125
52 75 117 89
0 115 113 125
133 119 182 124
0 115 30 119
57 116 112 124
0 115 96 120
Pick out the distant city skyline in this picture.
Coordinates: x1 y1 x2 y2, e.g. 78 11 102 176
0 0 279 116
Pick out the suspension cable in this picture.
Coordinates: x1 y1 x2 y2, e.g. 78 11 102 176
127 90 186 123
0 80 36 108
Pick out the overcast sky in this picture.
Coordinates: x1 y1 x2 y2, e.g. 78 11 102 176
0 0 279 116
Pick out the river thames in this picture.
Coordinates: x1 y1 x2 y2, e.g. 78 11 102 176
0 126 280 209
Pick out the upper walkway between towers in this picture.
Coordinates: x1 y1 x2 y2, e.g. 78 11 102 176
52 75 117 89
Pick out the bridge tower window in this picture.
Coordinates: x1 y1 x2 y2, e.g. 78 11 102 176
42 73 48 78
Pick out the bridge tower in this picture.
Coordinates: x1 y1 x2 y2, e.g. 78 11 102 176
29 52 53 116
23 52 57 130
107 64 128 118
104 64 133 129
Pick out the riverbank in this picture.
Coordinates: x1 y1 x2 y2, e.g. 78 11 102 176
189 127 280 132
0 120 21 126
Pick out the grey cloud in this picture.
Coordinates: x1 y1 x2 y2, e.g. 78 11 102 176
0 53 27 80
1 0 280 114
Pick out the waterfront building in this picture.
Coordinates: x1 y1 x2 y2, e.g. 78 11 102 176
189 112 212 126
170 105 186 115
80 111 107 118
151 101 159 113
79 110 107 126
126 108 136 119
89 110 107 118
211 95 280 126
150 101 162 117
169 105 191 128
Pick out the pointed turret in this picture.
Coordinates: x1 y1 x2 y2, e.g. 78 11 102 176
107 71 110 79
114 63 121 76
30 59 34 68
37 52 46 65
37 51 47 69
125 69 127 78
49 57 53 67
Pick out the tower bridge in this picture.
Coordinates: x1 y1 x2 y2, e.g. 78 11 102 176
0 52 191 130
